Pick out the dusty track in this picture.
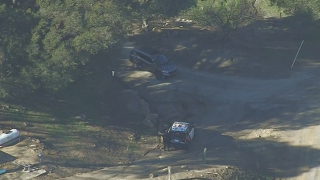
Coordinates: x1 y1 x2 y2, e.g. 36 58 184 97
60 41 320 180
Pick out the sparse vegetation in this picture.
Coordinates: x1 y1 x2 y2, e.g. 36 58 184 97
269 0 320 19
1 0 318 97
181 0 259 39
1 0 320 179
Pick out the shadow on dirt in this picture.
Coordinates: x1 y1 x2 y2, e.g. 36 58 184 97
130 16 320 80
0 151 16 165
232 94 320 131
121 128 320 179
177 178 211 180
114 63 320 179
177 124 320 179
101 14 320 179
65 127 320 179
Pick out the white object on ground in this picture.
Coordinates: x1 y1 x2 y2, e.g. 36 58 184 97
0 129 19 146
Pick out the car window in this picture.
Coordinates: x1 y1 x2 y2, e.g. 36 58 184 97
153 55 169 65
136 51 143 57
143 54 153 63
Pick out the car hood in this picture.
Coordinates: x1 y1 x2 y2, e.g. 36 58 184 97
157 62 177 72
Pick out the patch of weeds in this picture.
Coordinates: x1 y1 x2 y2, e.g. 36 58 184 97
70 120 89 131
126 142 140 152
224 168 274 180
134 126 158 143
140 128 157 136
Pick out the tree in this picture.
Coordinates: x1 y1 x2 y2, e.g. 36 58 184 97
270 0 320 19
121 0 195 18
0 0 130 97
0 3 35 97
116 0 196 32
182 0 258 39
28 0 130 91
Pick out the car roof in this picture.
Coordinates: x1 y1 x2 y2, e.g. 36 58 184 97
135 47 160 55
170 122 189 132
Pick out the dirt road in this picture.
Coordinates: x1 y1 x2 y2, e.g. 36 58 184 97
60 41 320 180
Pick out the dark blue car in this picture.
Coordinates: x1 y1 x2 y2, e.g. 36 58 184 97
129 48 178 79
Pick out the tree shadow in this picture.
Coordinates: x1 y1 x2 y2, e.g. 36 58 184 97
122 128 320 179
130 14 320 80
209 137 320 179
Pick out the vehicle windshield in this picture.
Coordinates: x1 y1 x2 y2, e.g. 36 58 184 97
153 55 169 65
